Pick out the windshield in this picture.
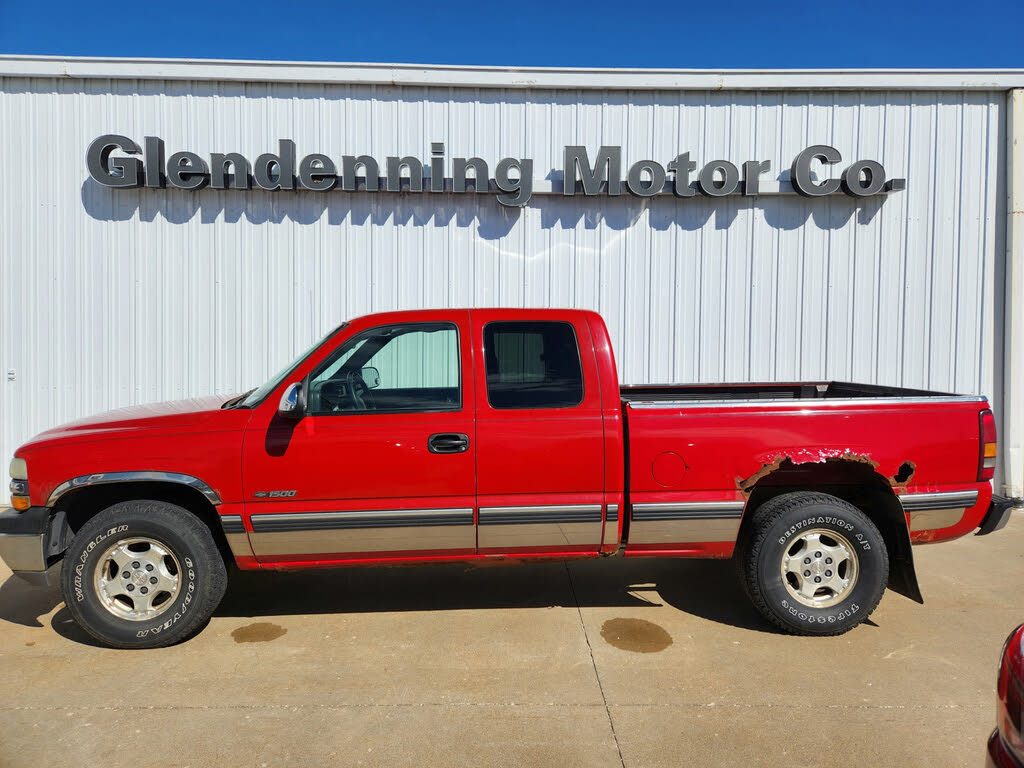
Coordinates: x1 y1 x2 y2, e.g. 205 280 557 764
235 323 348 408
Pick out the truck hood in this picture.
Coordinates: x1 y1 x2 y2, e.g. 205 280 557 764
22 396 239 448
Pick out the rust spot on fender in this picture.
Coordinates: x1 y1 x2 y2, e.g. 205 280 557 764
911 529 939 543
893 461 916 487
737 455 788 494
737 450 881 495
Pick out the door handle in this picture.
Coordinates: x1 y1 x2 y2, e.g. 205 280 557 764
428 433 470 454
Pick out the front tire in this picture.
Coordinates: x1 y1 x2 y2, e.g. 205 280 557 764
60 500 228 649
738 491 888 636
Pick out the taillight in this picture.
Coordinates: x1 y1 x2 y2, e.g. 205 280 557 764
979 409 997 481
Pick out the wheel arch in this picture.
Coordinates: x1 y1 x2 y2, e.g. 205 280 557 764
738 458 922 604
50 474 233 565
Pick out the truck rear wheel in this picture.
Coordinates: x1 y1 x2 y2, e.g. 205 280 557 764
738 491 888 635
59 500 228 649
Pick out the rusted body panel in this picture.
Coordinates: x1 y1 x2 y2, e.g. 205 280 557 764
622 397 991 556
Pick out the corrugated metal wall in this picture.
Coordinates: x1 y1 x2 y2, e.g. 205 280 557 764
0 78 1007 479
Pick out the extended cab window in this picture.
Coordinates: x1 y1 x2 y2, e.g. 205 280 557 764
484 321 584 409
308 323 460 414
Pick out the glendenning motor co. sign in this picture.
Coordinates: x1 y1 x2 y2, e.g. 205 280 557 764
86 135 906 208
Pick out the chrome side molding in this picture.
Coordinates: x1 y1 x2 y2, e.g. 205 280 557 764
249 508 474 532
631 501 745 520
898 490 980 533
218 514 245 534
246 508 476 557
217 514 253 558
478 504 603 526
628 500 746 545
898 490 980 511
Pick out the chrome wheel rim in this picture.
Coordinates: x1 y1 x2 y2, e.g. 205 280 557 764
780 528 859 609
93 537 182 621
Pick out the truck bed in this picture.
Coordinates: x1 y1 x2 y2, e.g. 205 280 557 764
620 381 975 406
619 378 991 558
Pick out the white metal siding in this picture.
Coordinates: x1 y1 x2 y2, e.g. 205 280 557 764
0 77 1006 485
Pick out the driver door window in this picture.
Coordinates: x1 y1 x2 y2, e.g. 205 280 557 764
307 322 460 414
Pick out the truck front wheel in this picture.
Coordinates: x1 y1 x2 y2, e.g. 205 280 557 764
59 500 228 649
738 492 888 635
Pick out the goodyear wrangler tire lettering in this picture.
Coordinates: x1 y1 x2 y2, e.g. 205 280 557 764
60 500 227 650
73 525 130 602
738 491 888 636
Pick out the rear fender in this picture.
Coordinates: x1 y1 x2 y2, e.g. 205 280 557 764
741 459 923 604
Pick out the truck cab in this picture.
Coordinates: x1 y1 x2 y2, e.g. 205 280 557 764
236 308 620 565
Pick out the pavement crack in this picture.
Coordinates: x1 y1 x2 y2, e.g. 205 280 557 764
565 561 626 768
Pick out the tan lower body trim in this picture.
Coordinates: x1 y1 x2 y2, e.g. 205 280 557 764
629 517 742 545
239 508 476 557
899 490 977 533
907 508 966 532
477 505 603 549
628 501 744 545
224 532 255 558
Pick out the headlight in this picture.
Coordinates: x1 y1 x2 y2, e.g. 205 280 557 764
9 458 27 480
9 458 29 510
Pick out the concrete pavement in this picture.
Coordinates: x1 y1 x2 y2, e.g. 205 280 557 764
0 514 1021 767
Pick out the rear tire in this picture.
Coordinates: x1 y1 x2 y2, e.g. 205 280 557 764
60 500 228 649
738 491 888 636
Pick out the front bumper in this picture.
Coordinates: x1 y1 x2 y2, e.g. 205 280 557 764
0 505 68 585
978 495 1018 536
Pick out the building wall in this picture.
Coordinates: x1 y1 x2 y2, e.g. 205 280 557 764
0 76 1007 481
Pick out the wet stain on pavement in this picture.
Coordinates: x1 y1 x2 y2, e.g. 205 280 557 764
600 618 673 653
231 622 287 643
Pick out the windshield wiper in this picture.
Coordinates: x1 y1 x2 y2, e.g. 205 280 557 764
221 389 255 409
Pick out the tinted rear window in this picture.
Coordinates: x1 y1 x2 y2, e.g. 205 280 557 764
484 321 584 409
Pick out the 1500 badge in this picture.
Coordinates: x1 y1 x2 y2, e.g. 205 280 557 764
253 490 297 498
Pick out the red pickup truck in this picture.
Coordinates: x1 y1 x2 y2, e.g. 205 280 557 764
1 309 1014 648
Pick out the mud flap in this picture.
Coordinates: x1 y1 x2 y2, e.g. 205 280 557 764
887 519 923 604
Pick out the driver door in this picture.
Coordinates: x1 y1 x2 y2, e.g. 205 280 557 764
241 311 476 564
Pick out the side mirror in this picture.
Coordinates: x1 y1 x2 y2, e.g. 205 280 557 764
361 366 381 389
278 381 306 419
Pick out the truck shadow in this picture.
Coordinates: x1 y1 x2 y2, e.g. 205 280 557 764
0 557 786 647
209 557 778 633
0 573 62 629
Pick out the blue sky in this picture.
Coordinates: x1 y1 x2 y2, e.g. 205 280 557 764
0 0 1021 68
